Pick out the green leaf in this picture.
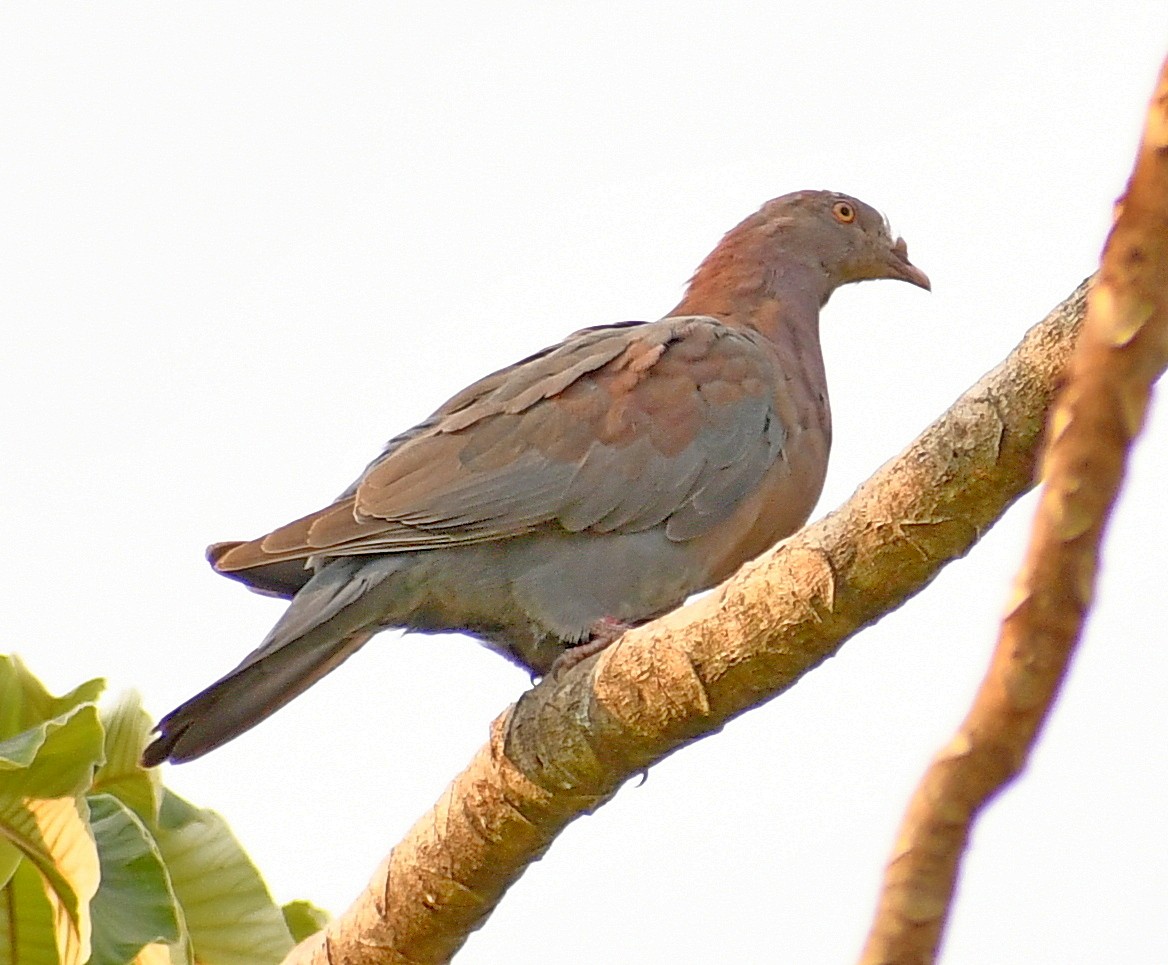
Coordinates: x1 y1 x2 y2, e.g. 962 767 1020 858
0 857 62 965
93 693 160 823
0 706 104 801
0 660 323 965
0 703 103 964
280 900 329 945
87 794 182 965
0 727 54 770
0 656 104 742
0 795 99 964
0 661 104 964
0 839 21 891
153 791 293 965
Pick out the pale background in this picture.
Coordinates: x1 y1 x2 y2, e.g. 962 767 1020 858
3 5 1166 963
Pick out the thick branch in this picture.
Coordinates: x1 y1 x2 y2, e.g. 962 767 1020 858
859 57 1168 965
286 279 1090 964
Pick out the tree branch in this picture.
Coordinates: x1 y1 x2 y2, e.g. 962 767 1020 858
286 278 1093 964
858 56 1168 965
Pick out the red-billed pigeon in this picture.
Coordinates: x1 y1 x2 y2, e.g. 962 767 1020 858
143 189 929 765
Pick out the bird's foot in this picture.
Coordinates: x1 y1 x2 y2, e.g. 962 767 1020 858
547 617 633 678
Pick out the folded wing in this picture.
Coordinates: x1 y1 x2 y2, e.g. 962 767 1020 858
212 317 788 579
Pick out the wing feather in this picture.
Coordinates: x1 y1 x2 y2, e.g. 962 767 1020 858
213 316 789 575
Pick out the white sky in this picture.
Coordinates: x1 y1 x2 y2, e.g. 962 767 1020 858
3 5 1166 963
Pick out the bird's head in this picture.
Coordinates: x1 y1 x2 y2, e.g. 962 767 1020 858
757 189 931 295
676 189 929 320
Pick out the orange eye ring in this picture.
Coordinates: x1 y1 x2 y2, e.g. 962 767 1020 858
832 200 856 224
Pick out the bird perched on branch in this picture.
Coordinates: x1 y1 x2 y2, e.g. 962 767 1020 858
143 189 929 766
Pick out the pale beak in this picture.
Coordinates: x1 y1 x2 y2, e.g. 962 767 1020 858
888 237 931 291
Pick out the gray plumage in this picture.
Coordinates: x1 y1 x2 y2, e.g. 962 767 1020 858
142 190 929 766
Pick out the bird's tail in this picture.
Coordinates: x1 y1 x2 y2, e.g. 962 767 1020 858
141 555 402 765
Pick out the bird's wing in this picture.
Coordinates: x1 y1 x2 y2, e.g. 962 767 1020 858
212 316 788 575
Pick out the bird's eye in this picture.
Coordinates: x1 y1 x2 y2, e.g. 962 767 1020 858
832 201 856 224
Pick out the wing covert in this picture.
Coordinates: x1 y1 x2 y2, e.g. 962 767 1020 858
219 316 790 572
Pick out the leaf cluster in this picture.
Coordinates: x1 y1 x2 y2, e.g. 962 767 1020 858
0 655 327 965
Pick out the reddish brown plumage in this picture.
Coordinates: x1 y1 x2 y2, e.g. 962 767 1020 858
144 189 928 765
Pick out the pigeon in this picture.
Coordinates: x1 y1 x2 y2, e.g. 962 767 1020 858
142 189 929 765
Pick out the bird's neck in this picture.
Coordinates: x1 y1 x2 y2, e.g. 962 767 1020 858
669 232 833 439
669 232 831 345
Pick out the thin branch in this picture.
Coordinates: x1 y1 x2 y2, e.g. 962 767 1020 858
859 56 1168 965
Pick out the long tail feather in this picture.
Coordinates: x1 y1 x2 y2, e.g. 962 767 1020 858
142 556 402 765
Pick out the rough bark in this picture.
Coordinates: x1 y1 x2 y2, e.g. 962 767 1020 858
285 272 1093 963
858 56 1168 965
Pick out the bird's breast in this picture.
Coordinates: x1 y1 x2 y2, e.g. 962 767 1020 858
689 334 832 585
